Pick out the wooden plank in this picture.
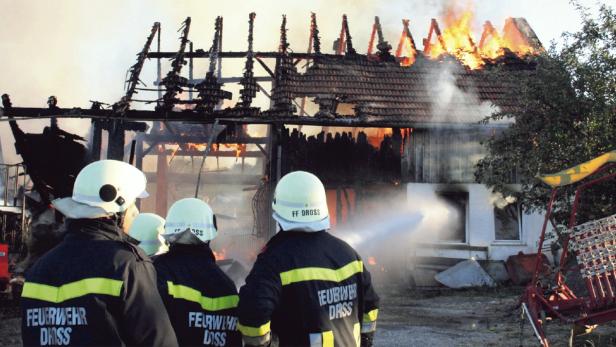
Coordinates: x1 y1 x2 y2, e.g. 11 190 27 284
145 172 261 185
2 107 510 129
147 51 316 59
144 135 269 144
164 150 263 158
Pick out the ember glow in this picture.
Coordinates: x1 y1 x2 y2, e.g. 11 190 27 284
367 256 377 266
222 143 247 159
175 143 247 157
213 248 227 261
396 20 417 67
423 1 540 69
366 128 393 148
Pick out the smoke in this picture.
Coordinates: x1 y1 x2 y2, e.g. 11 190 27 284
0 0 566 109
335 186 461 284
0 0 574 164
488 191 516 209
426 62 500 123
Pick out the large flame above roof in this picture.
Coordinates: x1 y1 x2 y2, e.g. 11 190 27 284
419 1 542 69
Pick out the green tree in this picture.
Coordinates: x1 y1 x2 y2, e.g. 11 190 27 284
475 3 616 225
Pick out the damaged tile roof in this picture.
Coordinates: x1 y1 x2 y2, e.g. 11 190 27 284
275 53 533 124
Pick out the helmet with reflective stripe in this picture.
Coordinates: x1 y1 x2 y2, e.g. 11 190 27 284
52 160 148 218
272 171 330 231
128 213 168 256
164 198 217 244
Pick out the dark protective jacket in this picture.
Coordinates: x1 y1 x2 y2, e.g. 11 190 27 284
154 244 241 347
20 218 178 346
238 231 380 347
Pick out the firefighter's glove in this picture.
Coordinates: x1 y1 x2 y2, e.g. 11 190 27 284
242 333 272 347
361 332 374 347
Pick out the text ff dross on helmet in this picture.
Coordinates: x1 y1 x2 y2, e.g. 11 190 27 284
164 198 218 244
272 171 330 232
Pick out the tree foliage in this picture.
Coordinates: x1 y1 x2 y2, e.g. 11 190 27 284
475 3 616 225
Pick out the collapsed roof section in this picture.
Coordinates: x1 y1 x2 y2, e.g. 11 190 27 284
1 13 543 128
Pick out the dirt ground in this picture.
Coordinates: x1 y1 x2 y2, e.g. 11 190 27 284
0 299 20 347
3 286 616 347
374 285 616 347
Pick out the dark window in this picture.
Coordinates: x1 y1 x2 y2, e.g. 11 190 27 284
436 191 468 243
494 203 521 241
407 128 519 184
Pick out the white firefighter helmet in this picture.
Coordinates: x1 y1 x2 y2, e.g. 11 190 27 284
52 160 148 219
272 171 330 232
128 213 168 256
163 198 217 244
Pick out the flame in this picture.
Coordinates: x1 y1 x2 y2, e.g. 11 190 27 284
187 143 207 152
399 38 417 67
222 143 247 159
396 20 417 67
427 4 484 69
479 24 505 59
366 128 393 148
500 19 539 56
368 256 377 266
213 248 227 261
171 143 246 159
422 1 540 69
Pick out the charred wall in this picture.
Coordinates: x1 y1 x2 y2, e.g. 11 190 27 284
279 127 403 186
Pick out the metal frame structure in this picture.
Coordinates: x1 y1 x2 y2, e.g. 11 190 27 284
523 163 616 346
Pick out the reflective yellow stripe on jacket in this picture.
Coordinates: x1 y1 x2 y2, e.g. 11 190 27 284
361 309 379 333
353 323 361 346
363 309 378 323
21 277 123 303
238 321 271 337
309 330 334 347
280 260 363 286
322 330 334 347
167 281 239 311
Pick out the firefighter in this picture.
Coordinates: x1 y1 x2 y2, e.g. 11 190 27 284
154 198 241 346
20 159 178 346
128 212 169 256
238 171 380 347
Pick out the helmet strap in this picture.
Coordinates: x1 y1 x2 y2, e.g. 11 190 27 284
111 212 125 229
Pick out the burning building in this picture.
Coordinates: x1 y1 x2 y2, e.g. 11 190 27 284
1 7 547 276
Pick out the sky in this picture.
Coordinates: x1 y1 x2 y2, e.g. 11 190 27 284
0 0 607 162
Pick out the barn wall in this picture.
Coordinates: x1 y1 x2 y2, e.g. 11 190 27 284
404 127 516 184
408 183 547 261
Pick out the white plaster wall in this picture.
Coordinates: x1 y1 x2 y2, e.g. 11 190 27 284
407 183 548 261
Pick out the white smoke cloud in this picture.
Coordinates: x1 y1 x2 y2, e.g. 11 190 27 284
488 190 517 209
334 186 461 284
427 62 501 123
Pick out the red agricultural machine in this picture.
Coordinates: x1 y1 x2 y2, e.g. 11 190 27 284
0 163 27 296
523 151 616 346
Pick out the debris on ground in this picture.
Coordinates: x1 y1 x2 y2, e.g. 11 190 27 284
435 259 496 288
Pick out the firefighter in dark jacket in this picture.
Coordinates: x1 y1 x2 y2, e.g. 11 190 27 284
155 198 241 347
21 159 178 346
238 171 380 347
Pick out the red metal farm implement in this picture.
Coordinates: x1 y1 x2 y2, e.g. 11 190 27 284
522 151 616 346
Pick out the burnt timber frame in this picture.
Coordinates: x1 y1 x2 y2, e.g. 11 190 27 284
0 14 539 237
